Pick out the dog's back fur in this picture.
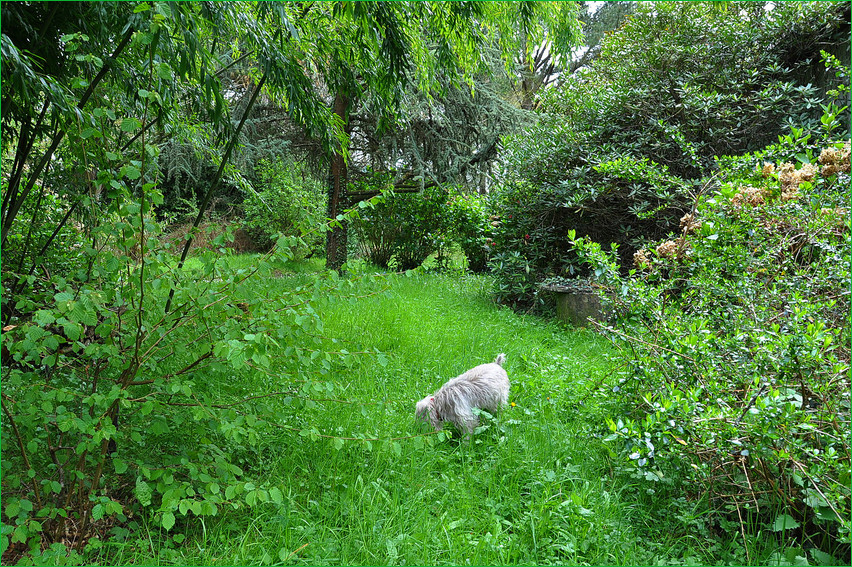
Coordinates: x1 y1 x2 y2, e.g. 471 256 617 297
416 353 509 434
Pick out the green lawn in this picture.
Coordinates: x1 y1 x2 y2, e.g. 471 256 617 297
97 258 749 566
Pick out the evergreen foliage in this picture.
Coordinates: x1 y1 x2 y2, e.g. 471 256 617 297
492 0 851 307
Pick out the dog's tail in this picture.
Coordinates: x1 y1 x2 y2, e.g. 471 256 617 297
494 353 506 366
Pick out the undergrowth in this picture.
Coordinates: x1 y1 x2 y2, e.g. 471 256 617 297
572 137 851 566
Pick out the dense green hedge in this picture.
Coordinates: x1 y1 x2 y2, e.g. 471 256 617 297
241 157 327 255
352 184 494 272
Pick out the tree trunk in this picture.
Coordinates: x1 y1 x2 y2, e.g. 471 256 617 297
325 91 351 273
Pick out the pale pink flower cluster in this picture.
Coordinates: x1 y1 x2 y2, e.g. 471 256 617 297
679 212 702 234
731 186 770 207
818 142 851 177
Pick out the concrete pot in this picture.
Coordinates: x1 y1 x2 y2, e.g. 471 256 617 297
541 282 610 327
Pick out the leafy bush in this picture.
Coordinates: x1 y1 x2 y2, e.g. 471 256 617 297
489 157 690 307
0 177 375 559
493 0 849 308
353 184 477 271
352 184 495 272
241 157 327 255
580 138 850 560
447 190 494 273
519 1 846 180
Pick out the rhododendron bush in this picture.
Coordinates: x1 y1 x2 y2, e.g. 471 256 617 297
583 136 850 559
491 1 849 308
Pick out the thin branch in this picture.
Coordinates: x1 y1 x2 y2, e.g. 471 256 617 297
587 319 696 362
733 498 752 565
734 385 767 426
794 460 844 524
1 26 135 245
120 50 256 152
165 70 269 313
1 398 43 509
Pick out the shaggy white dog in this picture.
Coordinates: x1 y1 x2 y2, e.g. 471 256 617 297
415 353 509 435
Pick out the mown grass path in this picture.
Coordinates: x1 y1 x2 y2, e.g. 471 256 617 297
253 271 638 566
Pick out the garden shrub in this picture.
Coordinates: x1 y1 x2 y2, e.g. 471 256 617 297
241 157 327 255
493 0 849 308
352 184 490 271
390 186 451 270
447 190 494 273
0 176 373 559
579 137 850 561
489 157 691 307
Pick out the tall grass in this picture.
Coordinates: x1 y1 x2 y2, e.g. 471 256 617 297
96 261 749 566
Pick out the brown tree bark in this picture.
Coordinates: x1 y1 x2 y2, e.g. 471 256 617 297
325 91 351 273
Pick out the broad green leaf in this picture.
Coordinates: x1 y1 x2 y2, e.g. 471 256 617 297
123 165 141 180
135 478 152 507
161 511 175 531
120 117 141 132
5 500 20 519
156 62 172 81
771 513 800 532
809 549 836 566
62 321 82 342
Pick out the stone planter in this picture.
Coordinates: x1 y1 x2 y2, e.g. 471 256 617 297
541 281 610 327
